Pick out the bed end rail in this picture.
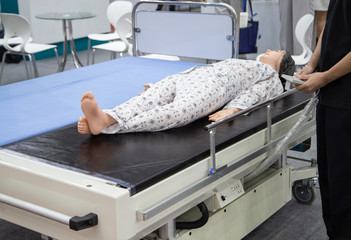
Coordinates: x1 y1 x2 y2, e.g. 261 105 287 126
132 1 239 60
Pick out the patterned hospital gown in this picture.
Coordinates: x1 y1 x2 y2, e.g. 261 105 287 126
102 58 283 133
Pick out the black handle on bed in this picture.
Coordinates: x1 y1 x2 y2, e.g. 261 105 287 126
69 213 98 231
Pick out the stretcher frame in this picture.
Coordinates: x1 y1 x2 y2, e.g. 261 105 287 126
0 93 317 240
0 2 317 240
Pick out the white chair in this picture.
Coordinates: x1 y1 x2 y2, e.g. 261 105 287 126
87 0 133 65
91 12 132 64
0 35 24 46
0 13 58 84
0 16 33 55
291 14 314 67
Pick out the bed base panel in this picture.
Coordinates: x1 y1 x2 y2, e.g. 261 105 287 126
175 166 291 240
0 150 132 240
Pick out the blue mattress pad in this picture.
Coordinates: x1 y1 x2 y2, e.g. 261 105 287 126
0 57 200 146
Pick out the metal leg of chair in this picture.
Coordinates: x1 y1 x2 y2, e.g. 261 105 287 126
31 54 39 78
92 49 96 65
28 54 39 78
87 39 91 65
0 52 8 85
22 54 31 79
53 48 59 67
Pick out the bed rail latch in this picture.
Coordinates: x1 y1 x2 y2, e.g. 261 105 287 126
226 35 235 41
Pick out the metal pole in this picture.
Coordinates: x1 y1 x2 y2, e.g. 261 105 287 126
0 193 70 225
158 219 176 240
266 102 273 143
209 128 217 174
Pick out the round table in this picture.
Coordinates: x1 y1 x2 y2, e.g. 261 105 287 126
36 12 96 71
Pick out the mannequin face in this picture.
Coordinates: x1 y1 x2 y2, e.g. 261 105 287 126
259 50 286 72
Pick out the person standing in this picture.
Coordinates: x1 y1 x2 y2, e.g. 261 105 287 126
295 1 351 239
314 0 330 39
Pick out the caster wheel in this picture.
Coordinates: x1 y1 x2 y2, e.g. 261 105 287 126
292 180 315 205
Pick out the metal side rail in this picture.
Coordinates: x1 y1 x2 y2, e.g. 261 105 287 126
205 89 303 174
136 116 315 223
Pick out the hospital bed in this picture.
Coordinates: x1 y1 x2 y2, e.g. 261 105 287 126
0 2 317 240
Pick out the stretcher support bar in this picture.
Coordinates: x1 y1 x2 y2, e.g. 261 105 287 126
266 102 273 143
209 129 217 173
0 193 98 231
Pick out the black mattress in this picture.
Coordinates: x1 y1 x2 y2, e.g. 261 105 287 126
3 91 312 195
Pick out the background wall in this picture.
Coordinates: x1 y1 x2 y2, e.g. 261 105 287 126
1 0 314 60
245 0 281 59
279 0 314 55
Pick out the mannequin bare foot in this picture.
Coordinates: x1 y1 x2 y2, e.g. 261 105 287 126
81 91 93 102
77 117 92 134
80 91 117 135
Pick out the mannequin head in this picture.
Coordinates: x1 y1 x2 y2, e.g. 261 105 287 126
259 50 295 76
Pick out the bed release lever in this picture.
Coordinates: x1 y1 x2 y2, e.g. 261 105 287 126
0 193 98 231
69 213 98 231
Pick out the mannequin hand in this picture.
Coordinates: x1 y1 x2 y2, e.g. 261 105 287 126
209 108 242 122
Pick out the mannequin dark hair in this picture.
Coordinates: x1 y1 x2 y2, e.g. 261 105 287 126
278 51 295 85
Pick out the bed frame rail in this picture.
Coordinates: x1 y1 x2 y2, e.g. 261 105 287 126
132 1 239 60
205 90 317 174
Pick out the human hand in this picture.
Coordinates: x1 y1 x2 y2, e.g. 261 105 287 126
208 108 242 122
295 65 315 79
138 84 151 95
295 72 330 93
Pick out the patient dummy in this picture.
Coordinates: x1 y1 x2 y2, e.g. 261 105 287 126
78 50 295 135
